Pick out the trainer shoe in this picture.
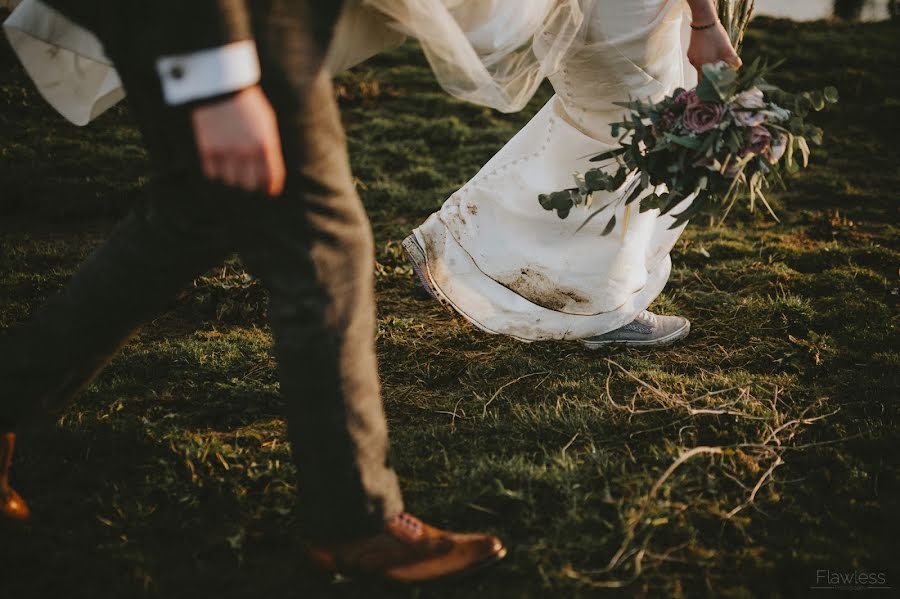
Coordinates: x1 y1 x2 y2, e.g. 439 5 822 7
580 310 690 349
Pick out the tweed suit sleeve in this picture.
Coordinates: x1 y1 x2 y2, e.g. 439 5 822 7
129 0 260 105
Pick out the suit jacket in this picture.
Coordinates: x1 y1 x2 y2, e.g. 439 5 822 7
4 0 396 125
39 1 344 74
38 0 255 59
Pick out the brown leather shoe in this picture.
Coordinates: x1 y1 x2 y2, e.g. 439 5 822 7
1 432 30 522
307 512 506 583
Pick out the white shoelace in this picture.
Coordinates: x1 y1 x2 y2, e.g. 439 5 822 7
635 310 658 327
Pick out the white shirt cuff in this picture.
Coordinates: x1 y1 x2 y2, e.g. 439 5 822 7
155 40 260 106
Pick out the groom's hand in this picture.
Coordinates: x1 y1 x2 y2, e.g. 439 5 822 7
191 86 287 197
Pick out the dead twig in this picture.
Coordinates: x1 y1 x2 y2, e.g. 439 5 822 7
481 371 550 418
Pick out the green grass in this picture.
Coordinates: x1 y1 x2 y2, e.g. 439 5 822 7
1 16 899 598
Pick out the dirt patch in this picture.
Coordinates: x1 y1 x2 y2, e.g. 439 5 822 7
497 267 591 312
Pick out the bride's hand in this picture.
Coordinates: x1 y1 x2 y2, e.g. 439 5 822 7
687 22 742 78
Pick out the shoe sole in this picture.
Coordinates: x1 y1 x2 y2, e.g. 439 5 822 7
428 546 508 584
310 546 508 587
401 234 459 317
401 234 438 300
580 320 691 350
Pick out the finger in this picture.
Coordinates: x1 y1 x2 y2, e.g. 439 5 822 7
222 154 243 189
202 148 227 186
267 152 286 197
239 153 263 194
725 51 743 69
264 133 286 198
200 149 218 182
196 134 219 182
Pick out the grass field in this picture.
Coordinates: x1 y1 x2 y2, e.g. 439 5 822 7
1 15 898 598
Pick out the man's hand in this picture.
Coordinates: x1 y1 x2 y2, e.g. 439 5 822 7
191 85 286 197
687 22 743 79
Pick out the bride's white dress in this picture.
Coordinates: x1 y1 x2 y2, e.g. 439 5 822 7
410 0 697 341
4 0 697 342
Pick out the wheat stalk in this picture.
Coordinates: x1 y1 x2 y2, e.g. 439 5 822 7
717 0 756 53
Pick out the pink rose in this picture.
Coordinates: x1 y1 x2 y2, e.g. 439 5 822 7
747 126 772 156
661 109 677 130
675 89 700 105
683 101 727 133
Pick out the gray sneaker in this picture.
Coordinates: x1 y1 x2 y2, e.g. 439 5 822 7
580 310 690 349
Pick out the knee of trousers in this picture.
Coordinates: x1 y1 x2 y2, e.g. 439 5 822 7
314 195 376 273
314 227 375 289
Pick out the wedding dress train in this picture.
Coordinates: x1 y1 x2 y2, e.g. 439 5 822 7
408 0 698 340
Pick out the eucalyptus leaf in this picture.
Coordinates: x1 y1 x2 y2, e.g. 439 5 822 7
625 181 646 205
696 75 722 103
810 91 825 111
584 169 611 191
576 205 609 232
667 134 702 150
601 214 617 236
669 202 702 229
809 127 824 146
590 147 628 162
550 191 574 211
659 192 688 215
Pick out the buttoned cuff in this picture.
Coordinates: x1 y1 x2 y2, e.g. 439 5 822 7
155 40 260 106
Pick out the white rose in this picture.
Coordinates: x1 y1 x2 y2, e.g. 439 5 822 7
732 87 767 127
734 110 766 127
734 87 765 109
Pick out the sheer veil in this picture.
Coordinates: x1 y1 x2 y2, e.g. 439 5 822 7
362 0 587 113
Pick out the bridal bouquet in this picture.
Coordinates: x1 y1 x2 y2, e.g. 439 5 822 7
539 58 838 231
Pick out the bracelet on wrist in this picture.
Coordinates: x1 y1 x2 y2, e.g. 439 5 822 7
690 20 718 30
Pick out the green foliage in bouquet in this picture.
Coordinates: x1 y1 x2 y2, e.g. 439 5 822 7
538 58 838 232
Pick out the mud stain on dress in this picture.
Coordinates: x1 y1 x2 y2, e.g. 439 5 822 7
497 267 591 312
